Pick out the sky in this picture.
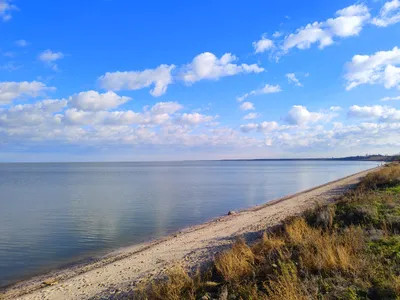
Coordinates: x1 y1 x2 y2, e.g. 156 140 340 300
0 0 400 162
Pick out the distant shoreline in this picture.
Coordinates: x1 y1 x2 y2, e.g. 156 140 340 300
220 158 387 162
1 166 381 300
0 154 397 164
220 155 398 162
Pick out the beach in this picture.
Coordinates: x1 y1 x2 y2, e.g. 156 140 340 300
0 167 379 300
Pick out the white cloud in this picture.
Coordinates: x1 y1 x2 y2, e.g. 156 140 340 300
240 101 255 111
284 22 333 50
243 112 260 120
258 121 280 132
372 0 400 27
3 91 400 156
272 31 282 38
149 102 183 115
330 106 342 111
384 64 400 88
237 84 282 102
252 36 274 53
240 121 279 133
348 105 400 122
63 101 185 127
240 123 258 132
63 109 142 126
284 105 326 125
237 108 400 152
381 95 400 101
39 50 64 70
69 91 131 111
98 64 175 97
0 81 55 104
181 52 264 84
177 113 215 125
39 50 64 62
0 99 67 127
259 84 282 94
344 47 400 90
286 73 303 86
282 4 370 51
0 0 17 21
15 39 29 47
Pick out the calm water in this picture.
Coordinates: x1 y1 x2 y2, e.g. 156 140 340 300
0 161 379 287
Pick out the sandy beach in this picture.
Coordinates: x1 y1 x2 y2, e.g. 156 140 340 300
0 167 380 300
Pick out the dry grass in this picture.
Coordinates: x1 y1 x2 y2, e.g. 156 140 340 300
264 262 308 300
214 238 254 282
252 232 285 258
147 267 196 300
359 164 400 190
131 164 400 300
286 219 364 273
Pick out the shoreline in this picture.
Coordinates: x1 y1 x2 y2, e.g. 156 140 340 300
0 166 381 300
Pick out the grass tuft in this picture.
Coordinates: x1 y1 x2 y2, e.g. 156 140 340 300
214 238 254 282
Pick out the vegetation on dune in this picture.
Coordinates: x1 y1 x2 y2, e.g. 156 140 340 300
132 164 400 300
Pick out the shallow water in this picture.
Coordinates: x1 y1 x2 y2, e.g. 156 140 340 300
0 160 379 286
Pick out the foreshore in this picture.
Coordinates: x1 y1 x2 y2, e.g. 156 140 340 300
0 166 380 300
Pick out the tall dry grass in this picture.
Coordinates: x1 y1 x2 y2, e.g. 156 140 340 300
214 238 254 282
285 219 364 273
359 164 400 190
264 262 308 300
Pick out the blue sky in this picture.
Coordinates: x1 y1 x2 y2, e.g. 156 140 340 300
0 0 400 161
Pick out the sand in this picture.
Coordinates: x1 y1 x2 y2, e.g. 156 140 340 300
0 167 379 300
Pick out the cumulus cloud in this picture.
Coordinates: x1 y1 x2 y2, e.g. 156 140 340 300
39 50 64 70
3 91 400 155
330 106 342 111
282 4 370 51
0 99 67 127
372 0 400 27
284 105 327 125
237 84 282 102
272 31 283 38
240 101 255 111
348 105 400 122
98 64 175 97
69 91 131 111
381 95 400 101
240 121 279 133
240 123 258 132
177 113 215 125
149 102 183 115
62 102 212 128
239 110 400 151
286 73 303 86
252 36 274 53
181 52 264 84
344 47 400 90
0 84 228 151
0 0 17 21
0 81 55 104
243 112 260 120
63 109 142 126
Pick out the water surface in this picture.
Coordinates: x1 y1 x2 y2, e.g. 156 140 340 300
0 160 379 286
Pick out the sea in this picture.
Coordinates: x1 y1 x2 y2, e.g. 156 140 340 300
0 160 379 287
